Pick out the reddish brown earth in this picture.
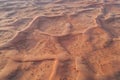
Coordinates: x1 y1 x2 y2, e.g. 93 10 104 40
0 0 120 80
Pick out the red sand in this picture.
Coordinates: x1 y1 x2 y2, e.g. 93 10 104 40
0 0 120 80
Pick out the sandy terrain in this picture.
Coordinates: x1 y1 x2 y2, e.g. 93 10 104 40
0 0 120 80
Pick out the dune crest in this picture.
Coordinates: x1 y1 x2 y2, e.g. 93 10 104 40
0 0 120 80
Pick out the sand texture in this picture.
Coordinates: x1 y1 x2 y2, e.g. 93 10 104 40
0 0 120 80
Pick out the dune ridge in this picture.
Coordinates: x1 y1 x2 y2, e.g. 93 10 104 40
0 0 120 80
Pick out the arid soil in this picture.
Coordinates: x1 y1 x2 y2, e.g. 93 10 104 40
0 0 120 80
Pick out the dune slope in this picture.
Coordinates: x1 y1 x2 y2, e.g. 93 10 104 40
0 0 120 80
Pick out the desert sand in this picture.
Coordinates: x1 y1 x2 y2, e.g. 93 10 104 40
0 0 120 80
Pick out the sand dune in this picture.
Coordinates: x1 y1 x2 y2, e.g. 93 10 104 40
0 0 120 80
